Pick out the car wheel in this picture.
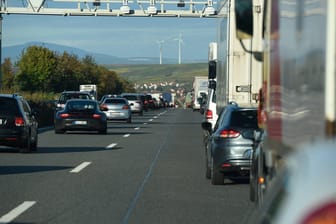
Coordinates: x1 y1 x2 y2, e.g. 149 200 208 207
55 129 64 134
20 134 32 153
211 158 224 185
205 147 211 179
99 128 107 134
30 133 38 151
127 117 132 123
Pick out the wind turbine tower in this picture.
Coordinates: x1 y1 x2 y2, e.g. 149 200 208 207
157 40 164 65
175 33 183 64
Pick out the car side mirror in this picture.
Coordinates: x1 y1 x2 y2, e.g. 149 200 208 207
253 129 264 143
201 122 212 133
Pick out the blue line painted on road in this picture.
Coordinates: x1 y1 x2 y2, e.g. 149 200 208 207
122 134 168 224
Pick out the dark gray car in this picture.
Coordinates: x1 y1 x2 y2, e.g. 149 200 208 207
0 94 38 152
202 103 259 185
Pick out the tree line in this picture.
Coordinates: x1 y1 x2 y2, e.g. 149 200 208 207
1 45 135 98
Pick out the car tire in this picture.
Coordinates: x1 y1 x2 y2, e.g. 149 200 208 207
31 134 38 151
20 134 32 153
205 149 211 179
55 129 64 134
127 118 132 123
99 128 107 134
211 158 224 185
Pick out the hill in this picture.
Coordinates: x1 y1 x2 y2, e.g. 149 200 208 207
108 63 208 92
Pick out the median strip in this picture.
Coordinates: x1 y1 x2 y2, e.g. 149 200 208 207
0 201 36 224
70 162 92 173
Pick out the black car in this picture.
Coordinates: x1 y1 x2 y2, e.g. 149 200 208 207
55 91 93 111
54 99 107 134
202 103 260 185
0 94 38 152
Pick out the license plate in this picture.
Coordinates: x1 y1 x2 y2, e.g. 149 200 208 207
73 121 87 125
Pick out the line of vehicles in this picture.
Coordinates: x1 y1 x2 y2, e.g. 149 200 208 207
199 0 336 222
0 86 175 152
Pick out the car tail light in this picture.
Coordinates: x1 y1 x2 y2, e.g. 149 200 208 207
100 104 108 110
59 113 70 118
122 105 130 110
222 163 232 168
206 109 213 119
301 201 336 224
93 114 101 119
219 129 240 138
15 117 25 126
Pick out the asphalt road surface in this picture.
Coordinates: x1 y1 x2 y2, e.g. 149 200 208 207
0 108 255 224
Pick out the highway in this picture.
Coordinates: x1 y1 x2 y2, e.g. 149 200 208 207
0 108 254 224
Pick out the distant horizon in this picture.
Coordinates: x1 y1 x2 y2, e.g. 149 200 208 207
3 13 217 63
2 41 209 65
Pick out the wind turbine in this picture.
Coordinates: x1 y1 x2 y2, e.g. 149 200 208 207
157 40 164 65
174 33 184 64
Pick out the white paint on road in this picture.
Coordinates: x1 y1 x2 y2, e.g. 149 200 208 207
148 119 153 122
0 201 36 224
134 127 140 130
70 162 92 173
123 134 130 138
106 143 118 149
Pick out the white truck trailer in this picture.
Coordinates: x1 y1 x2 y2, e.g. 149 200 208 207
192 76 208 111
79 84 98 100
216 0 262 113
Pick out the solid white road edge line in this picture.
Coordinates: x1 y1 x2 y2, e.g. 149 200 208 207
0 201 36 224
70 162 92 173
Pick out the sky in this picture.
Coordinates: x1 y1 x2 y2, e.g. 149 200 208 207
2 1 218 62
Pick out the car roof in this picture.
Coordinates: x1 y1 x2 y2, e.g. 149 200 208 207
0 93 23 99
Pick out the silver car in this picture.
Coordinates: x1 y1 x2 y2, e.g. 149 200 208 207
120 93 144 116
100 97 132 123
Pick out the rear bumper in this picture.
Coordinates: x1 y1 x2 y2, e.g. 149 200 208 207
0 128 27 147
55 119 106 132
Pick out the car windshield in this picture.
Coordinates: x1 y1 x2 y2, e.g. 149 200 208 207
66 101 96 111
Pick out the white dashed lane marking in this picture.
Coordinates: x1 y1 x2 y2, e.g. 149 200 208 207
0 201 36 224
70 162 92 173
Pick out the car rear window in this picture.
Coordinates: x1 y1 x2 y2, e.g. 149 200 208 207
230 110 258 129
60 93 91 102
0 98 20 115
123 95 137 100
67 101 96 111
104 99 126 104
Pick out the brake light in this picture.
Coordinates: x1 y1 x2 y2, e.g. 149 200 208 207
93 114 101 119
122 105 130 110
301 201 336 224
219 129 240 138
100 104 108 110
59 113 70 118
15 117 25 126
206 109 213 119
